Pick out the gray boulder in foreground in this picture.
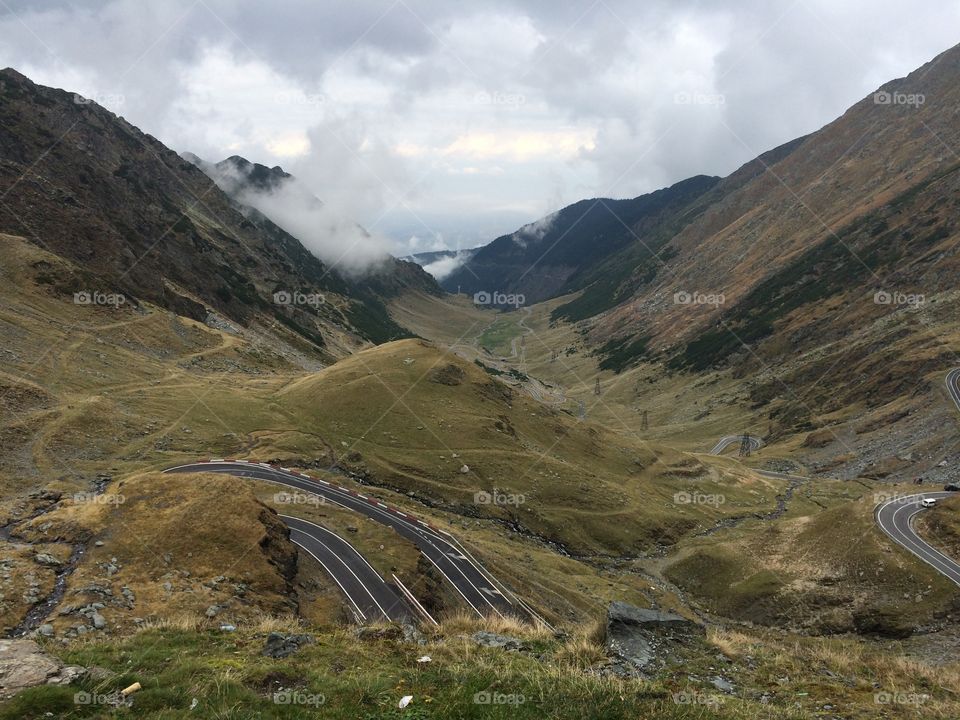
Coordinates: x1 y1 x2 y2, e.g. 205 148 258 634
471 630 527 651
604 601 704 675
262 632 314 659
0 638 103 698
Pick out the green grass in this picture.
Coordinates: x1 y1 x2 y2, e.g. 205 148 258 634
661 481 958 633
664 548 788 620
9 619 960 719
0 625 815 720
477 316 523 356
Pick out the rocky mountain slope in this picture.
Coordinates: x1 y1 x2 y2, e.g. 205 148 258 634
0 69 435 355
587 43 960 374
186 150 443 325
441 174 720 305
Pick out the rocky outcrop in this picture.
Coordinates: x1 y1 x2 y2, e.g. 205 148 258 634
262 632 314 659
602 601 704 676
471 631 528 651
0 638 111 698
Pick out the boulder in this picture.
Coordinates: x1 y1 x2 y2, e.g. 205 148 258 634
48 666 86 685
470 631 527 651
603 601 704 675
33 553 63 567
262 632 314 659
401 623 426 645
710 675 735 693
0 638 93 698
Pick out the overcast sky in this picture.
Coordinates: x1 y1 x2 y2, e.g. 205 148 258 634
1 0 958 256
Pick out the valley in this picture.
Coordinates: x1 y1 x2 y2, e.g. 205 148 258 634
3 227 960 717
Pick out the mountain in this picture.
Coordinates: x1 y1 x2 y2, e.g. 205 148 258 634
182 152 315 205
0 68 435 355
577 43 960 393
440 174 721 305
183 150 443 319
209 154 293 194
445 43 960 423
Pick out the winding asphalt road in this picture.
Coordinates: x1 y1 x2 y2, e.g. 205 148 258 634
873 369 960 586
946 367 960 410
875 492 960 586
282 515 411 623
709 434 763 455
164 460 529 623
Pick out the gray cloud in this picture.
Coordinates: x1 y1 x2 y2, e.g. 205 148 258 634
1 0 958 254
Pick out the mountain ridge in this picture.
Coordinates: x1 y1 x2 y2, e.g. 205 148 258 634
441 174 722 306
0 68 435 352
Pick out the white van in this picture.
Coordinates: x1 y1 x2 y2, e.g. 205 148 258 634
920 497 937 508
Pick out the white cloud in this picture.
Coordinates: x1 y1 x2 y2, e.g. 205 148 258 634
201 154 392 275
422 252 471 281
1 0 959 252
442 129 595 161
246 182 391 275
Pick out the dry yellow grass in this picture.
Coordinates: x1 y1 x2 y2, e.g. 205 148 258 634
438 608 548 639
16 472 301 637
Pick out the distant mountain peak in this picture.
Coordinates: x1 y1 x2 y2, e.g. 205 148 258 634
0 67 29 82
441 173 722 304
216 155 292 193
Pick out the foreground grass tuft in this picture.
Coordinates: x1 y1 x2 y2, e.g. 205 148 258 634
1 620 816 720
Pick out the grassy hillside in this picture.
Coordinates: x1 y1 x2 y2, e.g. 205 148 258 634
15 473 301 635
385 290 960 633
7 615 960 719
0 233 788 630
3 226 960 719
661 481 959 635
396 284 960 482
275 339 785 559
